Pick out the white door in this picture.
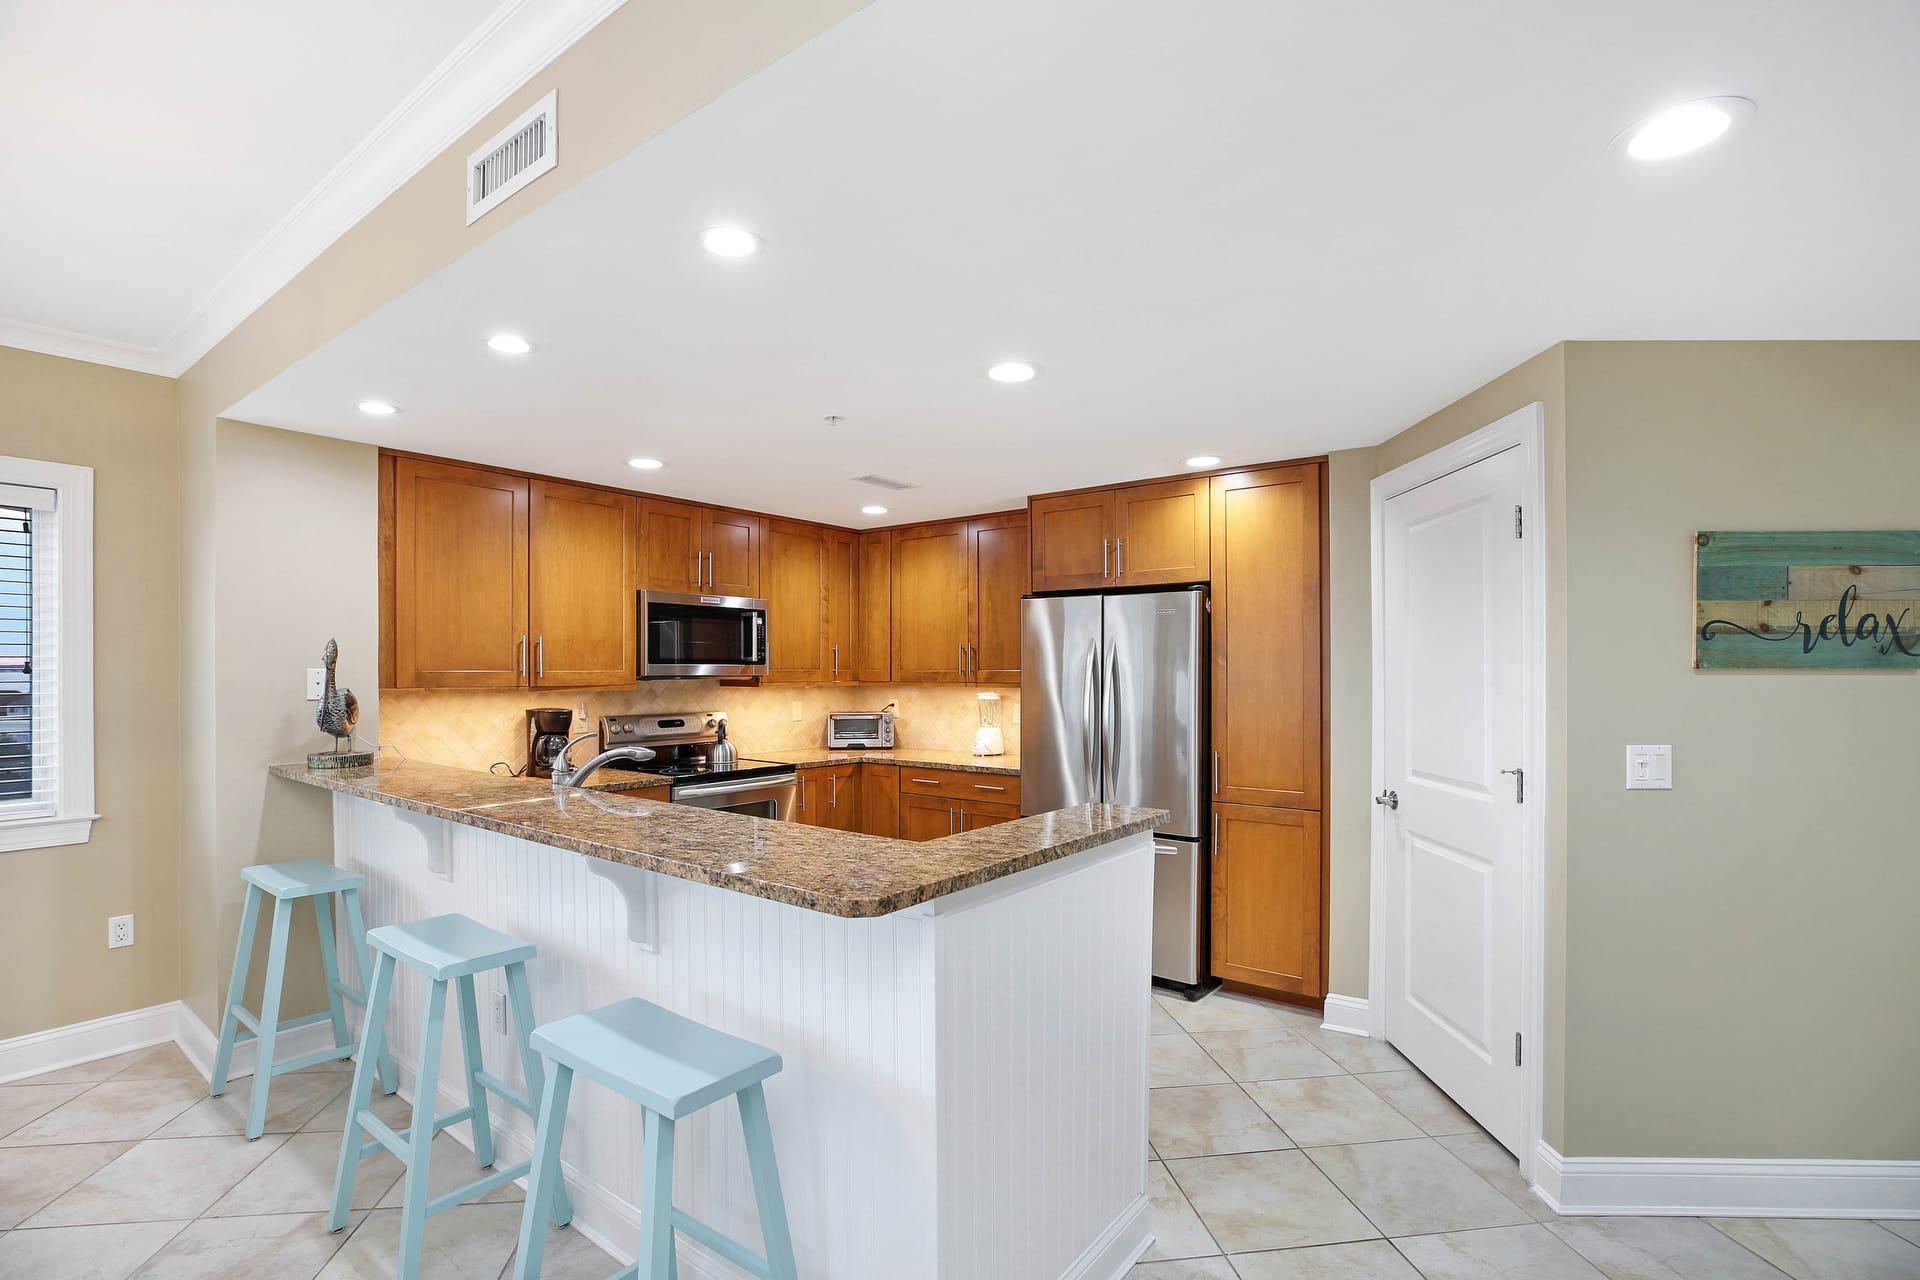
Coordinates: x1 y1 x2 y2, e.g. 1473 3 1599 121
1379 444 1527 1154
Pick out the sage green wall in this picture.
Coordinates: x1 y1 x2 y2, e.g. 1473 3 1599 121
1558 341 1920 1160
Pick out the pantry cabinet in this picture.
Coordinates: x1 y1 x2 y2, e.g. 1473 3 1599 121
1029 477 1209 591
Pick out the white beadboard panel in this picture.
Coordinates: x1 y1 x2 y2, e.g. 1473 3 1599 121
934 835 1154 1279
333 795 1151 1279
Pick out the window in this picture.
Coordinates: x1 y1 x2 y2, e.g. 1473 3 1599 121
0 456 94 852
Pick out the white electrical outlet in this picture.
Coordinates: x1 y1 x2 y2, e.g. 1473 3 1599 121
492 990 507 1034
108 914 135 949
306 668 325 700
790 700 803 722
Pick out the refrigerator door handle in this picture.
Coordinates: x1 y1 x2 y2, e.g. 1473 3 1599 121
1102 641 1118 798
1082 640 1100 797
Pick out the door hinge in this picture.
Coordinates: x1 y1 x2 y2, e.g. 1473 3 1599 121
1501 766 1524 803
1514 505 1524 539
1515 1032 1523 1067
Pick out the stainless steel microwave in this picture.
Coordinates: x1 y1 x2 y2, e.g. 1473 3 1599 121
637 590 768 679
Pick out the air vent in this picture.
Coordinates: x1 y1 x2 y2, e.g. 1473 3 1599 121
851 474 919 492
466 91 557 225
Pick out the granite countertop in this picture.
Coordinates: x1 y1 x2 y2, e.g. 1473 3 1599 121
270 759 1160 918
756 747 1021 776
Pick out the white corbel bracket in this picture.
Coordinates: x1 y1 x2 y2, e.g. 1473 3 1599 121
391 807 453 880
583 858 660 952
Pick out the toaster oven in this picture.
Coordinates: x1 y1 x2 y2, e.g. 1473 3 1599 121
826 711 894 749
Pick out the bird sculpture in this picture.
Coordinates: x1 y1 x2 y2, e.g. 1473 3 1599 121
316 638 360 752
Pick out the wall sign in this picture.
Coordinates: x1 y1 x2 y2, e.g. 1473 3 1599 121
1695 531 1920 670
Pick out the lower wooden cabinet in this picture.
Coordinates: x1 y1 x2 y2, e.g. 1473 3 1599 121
858 763 899 836
899 790 958 841
895 767 1023 838
1210 803 1325 997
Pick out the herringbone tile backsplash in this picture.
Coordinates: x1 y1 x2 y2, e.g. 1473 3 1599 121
378 682 1020 774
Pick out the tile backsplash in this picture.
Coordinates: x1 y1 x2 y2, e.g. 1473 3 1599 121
378 682 1020 774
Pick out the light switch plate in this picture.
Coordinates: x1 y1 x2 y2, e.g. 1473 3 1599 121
1626 744 1673 790
306 668 325 700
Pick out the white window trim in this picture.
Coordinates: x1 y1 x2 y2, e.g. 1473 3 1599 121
0 454 95 853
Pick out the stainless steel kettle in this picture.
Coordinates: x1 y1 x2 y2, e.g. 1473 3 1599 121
708 717 737 769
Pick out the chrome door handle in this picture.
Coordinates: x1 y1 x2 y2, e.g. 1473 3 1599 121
1102 538 1110 579
973 783 1006 792
1375 790 1399 810
518 635 527 679
958 642 966 679
704 551 714 588
830 771 839 808
1212 749 1221 795
831 644 839 679
1101 642 1117 798
691 548 700 587
1212 810 1219 852
1115 538 1124 580
967 643 977 680
1083 641 1100 796
536 636 545 678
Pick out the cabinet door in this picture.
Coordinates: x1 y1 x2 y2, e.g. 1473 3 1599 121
817 763 861 832
1210 804 1324 996
854 530 892 682
637 498 702 592
969 514 1028 684
957 798 1021 832
1115 477 1210 586
892 521 971 683
704 508 763 597
528 481 635 688
392 458 528 688
1029 490 1115 591
826 529 857 683
899 791 956 841
760 519 828 683
858 763 900 837
1211 464 1323 809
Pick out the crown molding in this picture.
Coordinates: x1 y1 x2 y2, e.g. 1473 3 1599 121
1 0 627 381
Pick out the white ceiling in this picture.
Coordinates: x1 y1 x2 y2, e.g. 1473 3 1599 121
229 0 1920 526
0 0 623 372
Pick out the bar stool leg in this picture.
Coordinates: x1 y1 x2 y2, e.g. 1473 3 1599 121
312 894 350 1052
210 884 263 1098
454 974 495 1169
510 1062 574 1280
638 1110 678 1280
330 949 395 1233
339 887 396 1094
737 1083 798 1280
245 896 294 1140
396 976 450 1280
504 962 572 1226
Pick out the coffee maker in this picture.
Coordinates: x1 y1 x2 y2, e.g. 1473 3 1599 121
525 708 573 778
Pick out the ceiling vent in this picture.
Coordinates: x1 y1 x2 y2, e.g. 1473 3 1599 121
851 474 919 492
466 91 557 225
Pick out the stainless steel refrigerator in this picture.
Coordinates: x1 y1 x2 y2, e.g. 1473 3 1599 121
1021 586 1211 988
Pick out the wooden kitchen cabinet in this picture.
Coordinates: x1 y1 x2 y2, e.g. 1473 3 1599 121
969 515 1028 683
899 791 958 841
637 498 762 597
1210 463 1323 810
892 520 972 683
390 458 529 688
803 763 861 832
705 508 763 597
527 480 636 688
825 529 856 683
956 797 1020 832
1030 478 1210 592
1210 803 1324 996
858 762 899 836
854 530 892 682
899 768 1021 809
761 519 829 683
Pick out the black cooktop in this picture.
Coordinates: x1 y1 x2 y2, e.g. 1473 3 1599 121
602 756 794 784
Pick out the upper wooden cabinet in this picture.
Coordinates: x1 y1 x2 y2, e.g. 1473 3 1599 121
527 481 636 688
825 529 856 683
761 519 830 683
854 531 892 682
892 515 1029 685
1030 478 1210 591
391 458 529 688
1210 803 1324 995
1211 463 1323 809
636 498 761 597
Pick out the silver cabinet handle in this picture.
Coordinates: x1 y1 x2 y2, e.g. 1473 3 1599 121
704 551 713 588
1212 810 1219 852
957 808 968 833
909 777 942 786
832 643 840 679
518 635 527 679
948 806 957 835
958 642 966 679
1115 538 1124 580
1102 537 1110 579
1212 749 1221 795
691 548 700 587
536 636 545 678
973 783 1006 792
967 643 976 680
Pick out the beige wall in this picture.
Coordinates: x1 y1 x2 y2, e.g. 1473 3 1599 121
0 348 182 1038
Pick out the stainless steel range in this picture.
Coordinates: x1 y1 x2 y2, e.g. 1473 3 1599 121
598 712 799 820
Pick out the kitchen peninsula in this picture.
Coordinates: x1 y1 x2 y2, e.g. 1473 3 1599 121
272 758 1165 1280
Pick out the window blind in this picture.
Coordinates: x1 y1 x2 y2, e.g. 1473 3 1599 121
0 484 57 817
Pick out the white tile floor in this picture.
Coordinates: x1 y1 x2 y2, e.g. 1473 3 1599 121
2 999 1916 1279
1137 989 1920 1280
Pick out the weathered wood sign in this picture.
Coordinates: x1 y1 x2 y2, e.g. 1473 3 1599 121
1695 531 1920 670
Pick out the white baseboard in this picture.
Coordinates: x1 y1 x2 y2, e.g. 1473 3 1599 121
0 1002 181 1084
1320 994 1370 1038
1534 1141 1920 1219
1062 1194 1151 1279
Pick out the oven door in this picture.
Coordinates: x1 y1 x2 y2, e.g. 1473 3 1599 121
671 772 800 821
639 590 769 678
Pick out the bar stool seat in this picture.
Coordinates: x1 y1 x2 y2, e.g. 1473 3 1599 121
512 997 796 1280
212 860 395 1139
367 914 538 980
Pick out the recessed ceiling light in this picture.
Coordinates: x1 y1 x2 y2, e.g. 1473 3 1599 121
487 334 532 355
1617 96 1754 161
987 361 1037 383
627 457 665 470
357 401 397 416
1185 455 1222 468
862 505 889 516
700 227 761 258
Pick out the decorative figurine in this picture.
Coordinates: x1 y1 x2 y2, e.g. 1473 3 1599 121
308 638 373 769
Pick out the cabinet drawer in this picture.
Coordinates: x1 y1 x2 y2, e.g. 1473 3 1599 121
898 769 1021 807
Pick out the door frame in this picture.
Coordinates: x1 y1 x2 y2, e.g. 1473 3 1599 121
1367 401 1548 1180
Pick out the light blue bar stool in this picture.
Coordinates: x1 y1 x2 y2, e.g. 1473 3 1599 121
330 913 572 1278
512 997 797 1280
211 859 395 1139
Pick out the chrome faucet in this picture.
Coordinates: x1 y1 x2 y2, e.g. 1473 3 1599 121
551 731 656 790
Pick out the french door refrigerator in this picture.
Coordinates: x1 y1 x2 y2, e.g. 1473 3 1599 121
1021 585 1211 989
